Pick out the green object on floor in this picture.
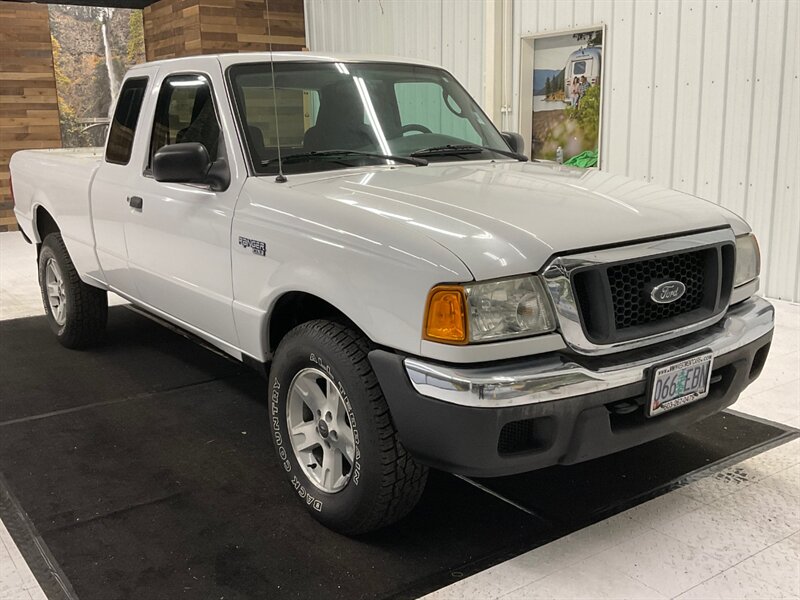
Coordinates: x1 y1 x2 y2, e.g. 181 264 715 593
564 149 598 168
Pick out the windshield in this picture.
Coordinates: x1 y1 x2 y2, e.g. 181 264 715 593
227 61 511 175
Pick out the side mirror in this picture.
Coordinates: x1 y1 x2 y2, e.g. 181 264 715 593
153 142 212 185
501 131 526 155
153 142 230 191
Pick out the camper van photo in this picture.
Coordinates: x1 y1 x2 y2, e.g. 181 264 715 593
531 27 604 165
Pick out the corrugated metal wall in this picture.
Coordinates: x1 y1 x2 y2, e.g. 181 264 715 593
304 0 486 100
305 0 799 301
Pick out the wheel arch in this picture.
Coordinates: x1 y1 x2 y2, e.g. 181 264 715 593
265 291 366 356
34 205 60 246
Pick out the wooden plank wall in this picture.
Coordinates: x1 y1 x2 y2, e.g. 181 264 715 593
143 0 202 61
144 0 305 61
199 0 305 53
0 1 62 233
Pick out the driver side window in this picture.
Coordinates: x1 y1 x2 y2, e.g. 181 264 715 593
394 81 481 144
149 74 220 167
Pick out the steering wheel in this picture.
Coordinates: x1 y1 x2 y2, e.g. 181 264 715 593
400 124 432 135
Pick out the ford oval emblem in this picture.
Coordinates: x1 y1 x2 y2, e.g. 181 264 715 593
650 280 686 304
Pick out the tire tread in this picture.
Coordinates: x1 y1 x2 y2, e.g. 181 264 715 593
280 319 428 534
39 233 107 349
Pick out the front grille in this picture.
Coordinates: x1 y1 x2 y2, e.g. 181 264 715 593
572 242 734 345
607 252 705 330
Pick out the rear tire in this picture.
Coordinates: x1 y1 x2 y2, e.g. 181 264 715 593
269 319 428 534
38 233 107 349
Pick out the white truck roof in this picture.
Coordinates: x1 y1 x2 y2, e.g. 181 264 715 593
127 51 442 72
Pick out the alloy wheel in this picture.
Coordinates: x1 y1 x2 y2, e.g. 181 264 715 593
286 367 356 493
45 258 67 326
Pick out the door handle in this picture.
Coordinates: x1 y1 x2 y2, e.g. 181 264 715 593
127 196 143 210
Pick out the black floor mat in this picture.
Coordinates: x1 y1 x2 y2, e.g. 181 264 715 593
473 411 789 529
0 307 794 600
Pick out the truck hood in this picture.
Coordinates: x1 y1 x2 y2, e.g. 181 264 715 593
287 161 748 281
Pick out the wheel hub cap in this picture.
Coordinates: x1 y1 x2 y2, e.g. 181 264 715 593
286 367 356 494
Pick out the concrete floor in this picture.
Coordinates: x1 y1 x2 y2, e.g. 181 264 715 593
1 231 798 600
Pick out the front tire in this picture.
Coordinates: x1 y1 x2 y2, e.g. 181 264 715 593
38 233 107 349
269 320 428 534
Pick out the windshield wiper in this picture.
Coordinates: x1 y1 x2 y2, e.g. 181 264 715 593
262 149 427 167
410 144 528 162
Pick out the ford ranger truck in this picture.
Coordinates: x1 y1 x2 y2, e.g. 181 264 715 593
9 53 774 534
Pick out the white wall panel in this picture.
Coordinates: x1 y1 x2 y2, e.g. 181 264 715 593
304 0 484 102
765 0 799 302
717 0 759 220
602 0 634 175
695 0 732 204
306 0 799 300
746 0 789 280
589 0 615 168
649 0 680 187
626 0 656 182
671 0 705 195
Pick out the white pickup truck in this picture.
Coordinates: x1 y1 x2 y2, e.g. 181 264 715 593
10 53 774 534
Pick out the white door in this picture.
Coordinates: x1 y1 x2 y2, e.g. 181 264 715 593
91 75 151 295
123 68 242 347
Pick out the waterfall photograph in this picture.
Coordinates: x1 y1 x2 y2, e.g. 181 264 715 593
48 5 145 147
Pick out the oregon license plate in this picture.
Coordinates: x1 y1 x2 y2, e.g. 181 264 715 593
647 351 714 417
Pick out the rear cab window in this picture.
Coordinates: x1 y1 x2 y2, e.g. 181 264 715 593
105 77 148 165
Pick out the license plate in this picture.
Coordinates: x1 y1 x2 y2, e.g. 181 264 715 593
647 351 714 417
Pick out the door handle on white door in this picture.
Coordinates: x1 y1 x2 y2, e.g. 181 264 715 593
128 196 143 210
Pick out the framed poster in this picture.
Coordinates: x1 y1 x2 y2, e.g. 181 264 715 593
519 25 605 167
49 5 146 148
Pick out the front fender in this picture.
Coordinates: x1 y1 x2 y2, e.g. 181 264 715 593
232 238 470 360
230 179 473 360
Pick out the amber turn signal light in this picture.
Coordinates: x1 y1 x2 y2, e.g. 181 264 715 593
423 285 467 344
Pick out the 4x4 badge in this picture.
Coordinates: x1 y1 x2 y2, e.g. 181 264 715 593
650 280 686 304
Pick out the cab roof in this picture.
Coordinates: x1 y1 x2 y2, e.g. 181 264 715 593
128 51 442 71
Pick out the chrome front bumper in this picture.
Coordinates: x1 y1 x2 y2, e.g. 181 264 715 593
405 296 774 409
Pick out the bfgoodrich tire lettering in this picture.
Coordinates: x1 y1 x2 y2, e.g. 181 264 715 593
38 233 107 349
269 320 428 534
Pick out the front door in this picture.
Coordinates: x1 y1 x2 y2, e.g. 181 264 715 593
124 66 242 347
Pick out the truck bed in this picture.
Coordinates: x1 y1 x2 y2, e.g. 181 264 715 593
10 147 105 283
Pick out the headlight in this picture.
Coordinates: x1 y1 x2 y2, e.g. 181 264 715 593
734 234 760 287
424 276 556 344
